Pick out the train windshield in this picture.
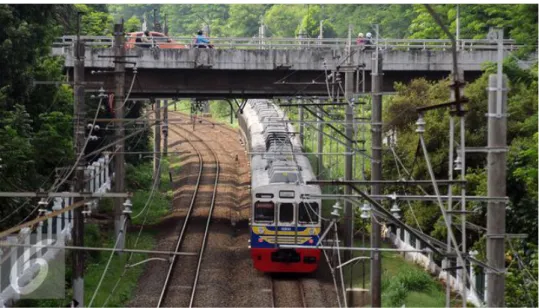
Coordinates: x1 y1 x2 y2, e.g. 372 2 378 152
254 201 274 222
298 202 319 224
279 203 294 223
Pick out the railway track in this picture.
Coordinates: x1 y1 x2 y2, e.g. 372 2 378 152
271 277 307 308
156 123 220 307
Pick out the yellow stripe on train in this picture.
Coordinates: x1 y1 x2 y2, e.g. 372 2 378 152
251 227 320 236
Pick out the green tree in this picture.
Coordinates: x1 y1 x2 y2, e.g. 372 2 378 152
264 4 305 37
125 15 142 32
296 5 337 38
76 4 113 35
227 4 270 37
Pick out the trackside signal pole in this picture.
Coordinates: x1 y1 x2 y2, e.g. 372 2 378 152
370 24 383 308
72 12 85 306
113 22 126 250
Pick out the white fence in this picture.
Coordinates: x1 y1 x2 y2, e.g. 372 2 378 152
388 227 485 306
0 154 111 307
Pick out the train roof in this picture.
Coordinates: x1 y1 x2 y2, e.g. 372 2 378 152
243 100 318 188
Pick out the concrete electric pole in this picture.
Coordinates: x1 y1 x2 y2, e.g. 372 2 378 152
486 73 508 307
370 24 383 308
163 100 168 157
154 99 161 188
72 13 86 306
113 22 126 250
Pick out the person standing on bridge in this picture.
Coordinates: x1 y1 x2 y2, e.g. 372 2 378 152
193 30 211 48
141 30 153 48
365 32 373 49
356 33 365 46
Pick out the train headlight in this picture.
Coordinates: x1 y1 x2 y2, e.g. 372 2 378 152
258 227 265 234
308 228 315 235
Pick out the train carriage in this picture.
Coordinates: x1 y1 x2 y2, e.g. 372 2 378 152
239 99 322 273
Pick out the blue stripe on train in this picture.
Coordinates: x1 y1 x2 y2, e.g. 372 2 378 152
250 231 320 249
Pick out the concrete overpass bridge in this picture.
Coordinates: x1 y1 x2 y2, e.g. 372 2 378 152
53 36 536 99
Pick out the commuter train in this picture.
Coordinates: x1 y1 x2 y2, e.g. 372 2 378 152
238 99 322 273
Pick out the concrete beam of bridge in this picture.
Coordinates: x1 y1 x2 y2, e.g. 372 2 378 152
60 47 534 98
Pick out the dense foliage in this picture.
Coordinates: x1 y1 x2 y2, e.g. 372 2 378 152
383 59 538 306
106 4 537 47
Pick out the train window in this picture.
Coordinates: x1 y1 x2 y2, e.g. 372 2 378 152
279 190 295 198
298 202 319 224
255 193 274 199
279 203 294 223
254 201 274 222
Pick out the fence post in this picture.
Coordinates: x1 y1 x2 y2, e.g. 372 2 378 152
9 236 19 301
22 228 31 272
404 229 410 246
88 164 95 193
93 161 100 192
36 221 43 258
98 157 106 188
47 210 53 242
53 198 63 234
104 152 110 184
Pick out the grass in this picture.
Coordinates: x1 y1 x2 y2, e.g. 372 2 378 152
82 227 156 307
343 239 463 307
125 158 175 225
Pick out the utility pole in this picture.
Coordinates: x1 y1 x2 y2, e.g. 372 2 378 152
163 100 168 157
298 103 304 146
486 74 508 307
317 103 324 177
113 22 126 250
154 99 161 188
370 24 383 308
72 12 85 306
344 23 355 306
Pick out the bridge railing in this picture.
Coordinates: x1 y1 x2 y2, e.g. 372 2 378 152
52 35 523 52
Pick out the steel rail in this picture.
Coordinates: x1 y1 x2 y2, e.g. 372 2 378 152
270 278 276 308
157 114 220 308
156 125 204 307
298 279 307 308
271 278 307 308
184 124 221 308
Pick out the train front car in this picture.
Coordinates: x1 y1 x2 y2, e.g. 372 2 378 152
240 99 322 273
250 183 322 273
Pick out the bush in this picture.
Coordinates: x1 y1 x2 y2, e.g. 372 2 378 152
397 268 433 292
382 268 435 306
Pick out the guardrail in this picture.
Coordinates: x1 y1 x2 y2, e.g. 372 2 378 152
52 35 524 51
0 154 112 306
